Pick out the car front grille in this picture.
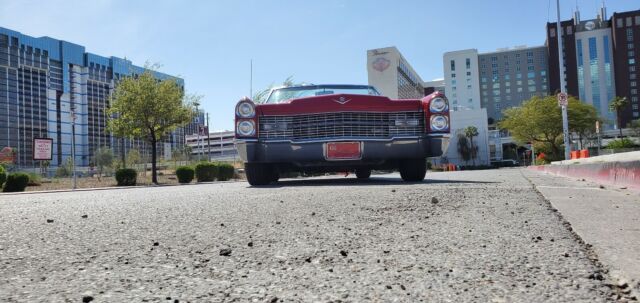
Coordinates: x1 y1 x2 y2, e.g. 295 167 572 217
258 111 424 141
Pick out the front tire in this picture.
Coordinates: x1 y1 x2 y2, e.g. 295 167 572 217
245 163 273 186
399 158 427 182
355 169 371 179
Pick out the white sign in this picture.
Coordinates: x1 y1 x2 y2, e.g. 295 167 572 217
33 138 53 160
557 92 568 107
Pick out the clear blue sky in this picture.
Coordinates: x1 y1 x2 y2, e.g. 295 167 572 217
1 0 638 130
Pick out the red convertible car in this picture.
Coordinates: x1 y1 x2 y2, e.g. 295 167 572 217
235 84 450 185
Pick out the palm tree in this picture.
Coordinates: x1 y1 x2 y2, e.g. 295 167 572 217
609 96 629 137
464 126 479 166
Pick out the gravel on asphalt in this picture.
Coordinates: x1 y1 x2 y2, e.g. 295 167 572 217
0 169 620 302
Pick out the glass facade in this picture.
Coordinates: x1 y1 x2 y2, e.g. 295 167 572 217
588 37 601 111
0 26 186 168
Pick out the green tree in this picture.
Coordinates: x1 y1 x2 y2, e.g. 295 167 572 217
568 100 601 149
499 95 600 160
126 149 141 169
463 126 479 165
107 67 198 184
456 134 471 164
609 96 629 137
94 146 114 180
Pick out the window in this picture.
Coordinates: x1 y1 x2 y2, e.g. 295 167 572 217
466 71 471 76
528 79 536 85
632 89 638 95
493 90 500 96
567 26 573 35
450 60 455 71
505 82 511 87
467 85 472 89
632 81 637 87
504 74 510 80
527 66 535 71
526 51 533 57
492 63 497 68
627 28 634 41
466 58 471 69
517 87 523 92
491 56 497 62
506 88 511 94
451 80 457 85
636 16 640 25
516 66 521 71
550 28 556 37
452 86 457 91
631 74 637 80
482 84 487 89
481 77 487 83
631 66 636 72
527 71 535 78
627 17 633 27
516 73 522 79
451 73 456 78
492 83 500 89
528 86 537 92
630 51 635 57
540 70 547 76
517 80 522 85
630 43 635 49
527 58 534 64
633 96 638 102
630 58 636 65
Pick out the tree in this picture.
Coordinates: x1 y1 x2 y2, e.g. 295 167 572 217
499 95 600 160
107 67 197 184
568 100 601 149
463 126 479 165
456 134 472 164
94 147 114 180
126 149 141 169
609 96 629 137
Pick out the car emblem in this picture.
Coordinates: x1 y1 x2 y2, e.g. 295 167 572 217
333 96 351 105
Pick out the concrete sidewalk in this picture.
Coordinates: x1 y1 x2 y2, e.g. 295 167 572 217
523 169 640 298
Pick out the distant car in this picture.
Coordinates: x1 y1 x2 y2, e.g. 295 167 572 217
234 84 451 185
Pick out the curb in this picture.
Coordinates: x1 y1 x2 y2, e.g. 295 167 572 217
529 160 640 191
0 179 246 196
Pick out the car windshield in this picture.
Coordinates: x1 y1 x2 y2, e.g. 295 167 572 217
265 85 380 104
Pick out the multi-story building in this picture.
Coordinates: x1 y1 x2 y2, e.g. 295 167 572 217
423 78 445 95
547 6 639 128
0 27 185 168
367 47 425 99
478 46 549 121
443 49 481 110
611 9 640 124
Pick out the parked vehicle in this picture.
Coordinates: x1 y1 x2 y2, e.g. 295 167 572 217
234 84 451 185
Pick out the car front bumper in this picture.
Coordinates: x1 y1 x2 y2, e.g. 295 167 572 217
236 136 449 166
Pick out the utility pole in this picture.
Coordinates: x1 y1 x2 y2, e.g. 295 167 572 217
207 112 211 162
556 0 571 160
70 106 77 190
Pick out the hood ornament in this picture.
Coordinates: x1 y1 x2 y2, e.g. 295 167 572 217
333 96 351 105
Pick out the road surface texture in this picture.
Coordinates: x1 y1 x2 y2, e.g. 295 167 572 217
0 169 631 302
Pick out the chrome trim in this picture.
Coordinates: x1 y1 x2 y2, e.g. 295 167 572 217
258 136 422 144
235 139 259 143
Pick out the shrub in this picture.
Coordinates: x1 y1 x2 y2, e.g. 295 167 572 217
115 168 137 186
605 138 637 149
27 172 41 186
217 163 235 181
55 166 71 177
175 166 195 184
0 165 6 188
3 173 30 192
195 162 218 182
535 158 550 165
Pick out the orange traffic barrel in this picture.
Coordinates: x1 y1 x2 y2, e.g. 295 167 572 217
570 151 579 159
580 149 589 158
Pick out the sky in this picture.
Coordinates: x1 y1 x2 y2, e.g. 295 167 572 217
1 0 639 130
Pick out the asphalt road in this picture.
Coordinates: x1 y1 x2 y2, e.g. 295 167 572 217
0 169 623 302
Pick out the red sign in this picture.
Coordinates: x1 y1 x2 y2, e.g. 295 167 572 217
0 147 15 163
325 142 362 161
33 138 53 160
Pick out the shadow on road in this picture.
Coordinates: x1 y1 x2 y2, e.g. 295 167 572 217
248 175 498 188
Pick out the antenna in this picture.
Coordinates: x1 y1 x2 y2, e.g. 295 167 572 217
250 59 253 98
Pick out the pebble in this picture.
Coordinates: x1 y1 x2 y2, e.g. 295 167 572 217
219 248 232 256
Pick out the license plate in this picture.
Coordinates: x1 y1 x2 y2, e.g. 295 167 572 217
325 142 362 160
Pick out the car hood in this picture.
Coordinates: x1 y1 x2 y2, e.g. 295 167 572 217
257 94 422 116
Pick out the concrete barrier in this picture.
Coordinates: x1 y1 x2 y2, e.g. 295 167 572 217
530 154 640 191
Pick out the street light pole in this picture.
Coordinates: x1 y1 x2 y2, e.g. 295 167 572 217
70 107 77 190
556 0 571 160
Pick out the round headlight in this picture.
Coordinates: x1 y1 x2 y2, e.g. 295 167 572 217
236 102 255 118
430 115 449 131
429 97 448 113
236 120 256 136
